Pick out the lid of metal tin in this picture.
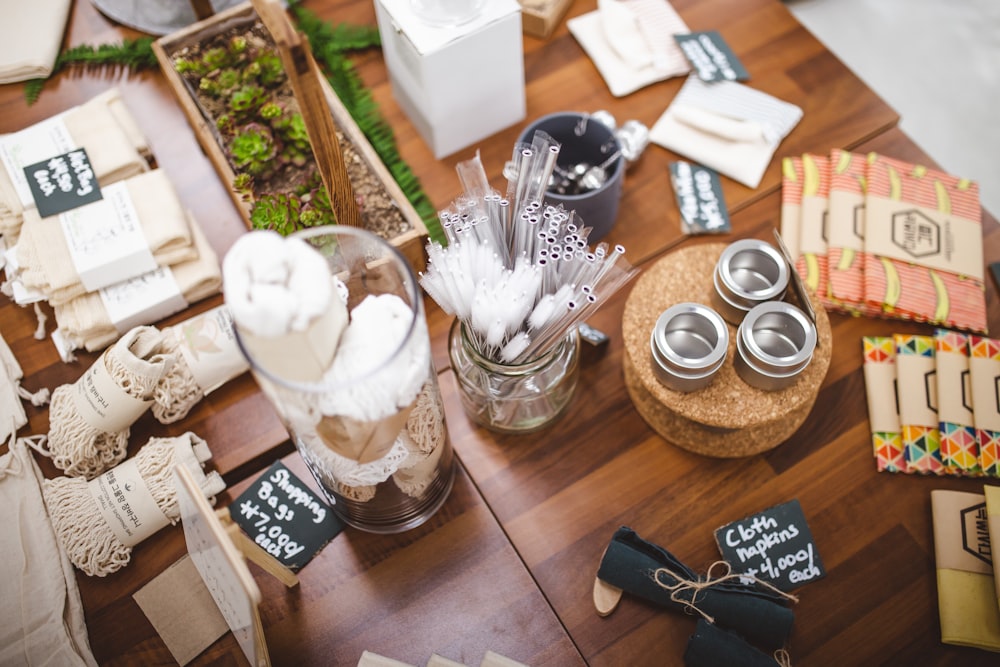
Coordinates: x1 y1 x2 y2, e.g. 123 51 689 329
714 239 789 314
650 303 729 392
735 301 816 390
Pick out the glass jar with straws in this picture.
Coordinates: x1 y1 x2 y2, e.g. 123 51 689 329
420 131 637 433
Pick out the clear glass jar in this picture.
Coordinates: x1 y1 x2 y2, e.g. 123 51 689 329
234 226 455 534
448 319 580 433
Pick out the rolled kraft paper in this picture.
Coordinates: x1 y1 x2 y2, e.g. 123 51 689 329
597 526 795 651
315 403 414 464
684 618 782 667
222 230 348 383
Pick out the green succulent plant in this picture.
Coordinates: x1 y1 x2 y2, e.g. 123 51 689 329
230 123 277 176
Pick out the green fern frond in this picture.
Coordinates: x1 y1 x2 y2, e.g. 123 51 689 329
24 37 157 105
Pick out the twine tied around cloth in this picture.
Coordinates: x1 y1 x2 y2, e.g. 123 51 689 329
42 431 225 577
653 560 799 624
44 326 173 479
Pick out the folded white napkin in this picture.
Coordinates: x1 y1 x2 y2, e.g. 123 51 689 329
0 0 72 84
14 169 197 306
650 75 803 188
568 0 690 97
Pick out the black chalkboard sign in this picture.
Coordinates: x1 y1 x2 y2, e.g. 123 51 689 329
714 499 825 591
23 148 102 218
670 161 730 234
674 31 749 83
230 461 344 571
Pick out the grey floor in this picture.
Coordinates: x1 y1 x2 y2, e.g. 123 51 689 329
785 0 1000 217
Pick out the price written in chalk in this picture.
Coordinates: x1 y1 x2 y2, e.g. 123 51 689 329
231 461 344 571
714 498 826 592
24 148 103 217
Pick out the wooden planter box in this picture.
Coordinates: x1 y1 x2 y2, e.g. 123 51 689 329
152 1 428 272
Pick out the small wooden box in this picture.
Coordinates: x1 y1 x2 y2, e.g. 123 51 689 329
519 0 574 39
152 2 428 272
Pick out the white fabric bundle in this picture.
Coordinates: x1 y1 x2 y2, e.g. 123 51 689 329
14 169 198 305
0 88 150 241
649 75 804 188
0 0 71 84
42 431 226 577
568 0 691 97
153 305 249 424
0 438 98 666
53 218 222 353
222 230 348 383
45 326 172 479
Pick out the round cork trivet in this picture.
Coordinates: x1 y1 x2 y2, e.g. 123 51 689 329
622 242 833 457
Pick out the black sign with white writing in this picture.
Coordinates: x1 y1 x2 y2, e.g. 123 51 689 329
23 148 102 218
714 499 825 591
231 461 344 571
674 31 749 83
670 161 730 234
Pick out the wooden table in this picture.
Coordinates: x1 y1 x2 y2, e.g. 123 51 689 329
1 0 996 665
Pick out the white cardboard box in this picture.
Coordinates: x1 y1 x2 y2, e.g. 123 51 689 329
374 0 526 159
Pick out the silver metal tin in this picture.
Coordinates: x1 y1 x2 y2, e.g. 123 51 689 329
712 239 789 324
735 301 817 391
650 303 729 392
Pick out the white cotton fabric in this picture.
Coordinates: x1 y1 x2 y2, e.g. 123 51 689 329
650 75 804 188
0 0 72 84
0 438 98 666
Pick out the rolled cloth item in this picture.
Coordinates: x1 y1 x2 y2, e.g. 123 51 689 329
0 88 150 241
223 230 348 383
52 218 222 353
44 326 173 479
0 438 98 666
42 431 226 577
0 328 50 437
14 169 199 305
596 526 796 651
153 304 249 424
0 0 71 84
684 618 783 667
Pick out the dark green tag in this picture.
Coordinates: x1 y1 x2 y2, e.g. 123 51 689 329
231 461 344 571
674 30 749 82
714 499 826 591
670 161 730 234
23 148 102 218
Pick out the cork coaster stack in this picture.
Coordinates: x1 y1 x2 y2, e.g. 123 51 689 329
622 242 832 457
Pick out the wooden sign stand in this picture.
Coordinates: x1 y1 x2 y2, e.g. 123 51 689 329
250 0 364 230
175 465 300 667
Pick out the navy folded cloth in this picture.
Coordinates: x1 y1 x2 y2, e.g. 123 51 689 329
596 526 794 650
684 618 781 667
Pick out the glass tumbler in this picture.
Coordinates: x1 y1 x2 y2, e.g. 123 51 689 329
235 226 454 534
448 319 579 434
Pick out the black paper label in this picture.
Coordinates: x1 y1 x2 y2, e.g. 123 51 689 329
714 498 825 591
231 461 344 571
674 31 749 82
23 148 102 218
670 161 730 234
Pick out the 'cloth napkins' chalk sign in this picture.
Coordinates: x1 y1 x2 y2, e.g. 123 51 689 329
714 499 825 591
231 461 344 571
24 148 102 218
673 31 748 82
669 161 730 234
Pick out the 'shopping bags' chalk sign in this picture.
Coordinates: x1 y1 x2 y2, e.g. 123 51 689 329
231 461 344 571
714 498 826 591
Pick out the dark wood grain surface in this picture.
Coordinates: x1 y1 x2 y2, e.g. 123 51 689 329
1 0 994 665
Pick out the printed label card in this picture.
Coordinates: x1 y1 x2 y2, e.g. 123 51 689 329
231 461 344 571
673 31 749 82
714 499 826 591
23 148 102 217
670 161 730 234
